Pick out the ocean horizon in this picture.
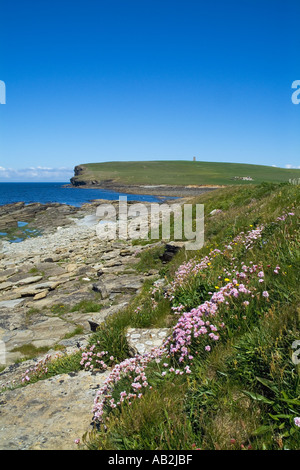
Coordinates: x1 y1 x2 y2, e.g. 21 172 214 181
0 182 168 207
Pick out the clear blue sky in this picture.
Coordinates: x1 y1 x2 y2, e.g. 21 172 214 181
0 0 299 181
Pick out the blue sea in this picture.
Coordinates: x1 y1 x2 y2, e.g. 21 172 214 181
0 182 168 207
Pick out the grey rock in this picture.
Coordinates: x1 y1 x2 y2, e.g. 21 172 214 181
92 281 109 299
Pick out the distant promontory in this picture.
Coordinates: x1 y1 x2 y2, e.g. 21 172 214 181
70 161 300 196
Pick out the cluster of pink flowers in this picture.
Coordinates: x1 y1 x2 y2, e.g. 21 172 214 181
171 303 185 314
167 249 222 297
162 212 296 367
168 223 269 297
92 349 164 422
92 346 194 422
92 217 291 424
21 353 54 384
239 227 264 250
80 343 115 372
164 279 254 363
92 262 275 424
276 210 295 222
150 281 163 309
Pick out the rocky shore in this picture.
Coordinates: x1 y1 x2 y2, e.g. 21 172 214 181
69 180 220 197
0 198 184 449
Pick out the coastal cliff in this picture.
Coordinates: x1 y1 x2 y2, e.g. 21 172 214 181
70 165 101 187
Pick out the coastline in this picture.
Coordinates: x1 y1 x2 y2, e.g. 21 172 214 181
66 180 221 197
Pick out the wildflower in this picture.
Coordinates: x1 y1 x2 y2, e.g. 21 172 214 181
262 291 269 298
294 417 300 427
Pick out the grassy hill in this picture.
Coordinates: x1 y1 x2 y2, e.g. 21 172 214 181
71 161 300 187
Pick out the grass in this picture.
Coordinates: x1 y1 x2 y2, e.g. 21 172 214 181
70 300 103 313
71 161 300 187
62 326 85 339
134 244 165 272
83 377 196 450
10 344 50 360
49 300 103 315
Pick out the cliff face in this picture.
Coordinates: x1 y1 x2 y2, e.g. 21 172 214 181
70 165 101 186
73 165 85 177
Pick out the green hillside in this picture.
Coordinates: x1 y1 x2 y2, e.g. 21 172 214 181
71 161 300 186
82 182 300 450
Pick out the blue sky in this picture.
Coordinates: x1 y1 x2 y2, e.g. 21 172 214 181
0 0 299 181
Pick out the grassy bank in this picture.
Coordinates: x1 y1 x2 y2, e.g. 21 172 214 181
82 182 300 450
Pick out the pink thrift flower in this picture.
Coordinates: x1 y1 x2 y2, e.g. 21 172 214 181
294 417 300 427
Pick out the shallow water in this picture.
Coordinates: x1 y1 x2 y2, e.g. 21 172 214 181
0 182 170 207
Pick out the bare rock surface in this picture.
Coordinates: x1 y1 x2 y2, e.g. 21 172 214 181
0 369 110 450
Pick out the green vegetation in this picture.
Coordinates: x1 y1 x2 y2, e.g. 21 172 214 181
62 326 85 339
11 344 50 361
49 300 103 315
72 160 300 187
70 300 103 313
82 182 300 450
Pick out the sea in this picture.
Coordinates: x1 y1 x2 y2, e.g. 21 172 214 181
0 182 167 207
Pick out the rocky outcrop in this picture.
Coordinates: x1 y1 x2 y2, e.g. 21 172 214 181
70 165 101 187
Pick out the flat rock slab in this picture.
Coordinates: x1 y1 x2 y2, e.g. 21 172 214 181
0 299 25 309
1 317 79 363
126 328 171 356
105 275 144 295
14 276 43 286
0 369 110 450
0 281 14 291
14 281 61 297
